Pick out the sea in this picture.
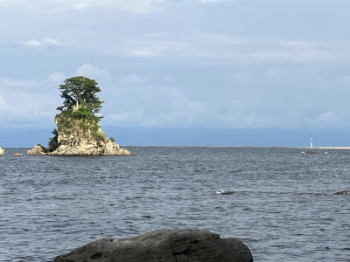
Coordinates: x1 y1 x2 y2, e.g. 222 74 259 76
1 146 349 262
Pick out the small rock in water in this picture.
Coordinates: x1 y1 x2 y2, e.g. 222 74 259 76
215 190 234 195
335 190 350 195
12 153 23 157
305 151 315 154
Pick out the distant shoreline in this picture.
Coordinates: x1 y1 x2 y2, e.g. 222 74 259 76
297 147 350 150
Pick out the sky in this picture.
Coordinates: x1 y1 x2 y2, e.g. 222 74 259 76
1 0 350 147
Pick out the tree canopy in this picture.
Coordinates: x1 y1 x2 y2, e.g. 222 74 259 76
48 76 106 151
57 76 103 116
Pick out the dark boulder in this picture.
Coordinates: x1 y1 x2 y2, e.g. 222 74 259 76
305 150 315 154
54 229 253 262
335 190 350 194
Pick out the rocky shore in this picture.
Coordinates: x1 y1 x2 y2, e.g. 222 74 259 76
27 140 131 156
0 147 4 156
28 114 131 156
54 229 253 262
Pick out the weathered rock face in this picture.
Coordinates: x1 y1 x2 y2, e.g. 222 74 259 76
54 229 253 262
27 144 48 155
49 138 131 156
0 147 4 156
51 117 131 156
28 118 131 156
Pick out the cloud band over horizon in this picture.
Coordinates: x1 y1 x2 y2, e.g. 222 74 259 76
1 0 350 146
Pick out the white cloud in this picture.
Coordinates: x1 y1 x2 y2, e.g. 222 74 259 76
0 78 37 88
0 77 61 128
42 38 61 46
21 39 41 48
47 72 66 83
74 64 108 79
0 0 23 6
103 86 205 127
119 74 149 83
5 0 165 14
197 0 235 2
130 49 159 57
315 111 335 122
0 0 235 14
120 34 349 64
20 38 62 49
0 95 7 113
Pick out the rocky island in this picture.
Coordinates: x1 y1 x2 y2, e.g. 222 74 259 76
28 76 131 156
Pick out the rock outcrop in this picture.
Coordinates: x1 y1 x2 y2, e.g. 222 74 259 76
54 229 253 262
28 118 131 156
12 153 23 157
0 147 4 156
28 76 131 156
27 144 48 155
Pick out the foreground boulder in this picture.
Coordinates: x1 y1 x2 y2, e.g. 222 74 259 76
54 229 253 262
0 147 4 156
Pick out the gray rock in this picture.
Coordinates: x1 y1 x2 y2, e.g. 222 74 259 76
27 144 48 155
305 150 315 154
54 229 253 262
335 190 350 194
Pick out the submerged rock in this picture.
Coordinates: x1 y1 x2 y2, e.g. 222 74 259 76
305 150 315 154
54 229 253 262
12 153 23 157
0 147 4 156
215 190 234 195
335 190 350 195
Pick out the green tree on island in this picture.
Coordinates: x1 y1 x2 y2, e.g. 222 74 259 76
48 76 106 151
27 75 130 156
57 76 103 115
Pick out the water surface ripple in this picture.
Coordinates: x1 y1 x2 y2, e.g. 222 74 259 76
1 147 349 261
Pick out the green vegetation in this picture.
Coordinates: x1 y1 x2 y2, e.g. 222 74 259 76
57 76 103 115
49 76 106 150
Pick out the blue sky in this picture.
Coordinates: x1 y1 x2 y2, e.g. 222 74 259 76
1 0 350 147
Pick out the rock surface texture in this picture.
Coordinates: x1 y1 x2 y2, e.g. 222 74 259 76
54 229 253 262
27 144 48 155
28 119 131 156
0 147 4 156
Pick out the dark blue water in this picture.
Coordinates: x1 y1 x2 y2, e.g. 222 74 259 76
1 147 349 261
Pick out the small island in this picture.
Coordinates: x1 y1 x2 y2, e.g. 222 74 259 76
28 76 131 156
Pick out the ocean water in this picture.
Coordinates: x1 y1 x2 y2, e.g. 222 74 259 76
1 147 349 262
